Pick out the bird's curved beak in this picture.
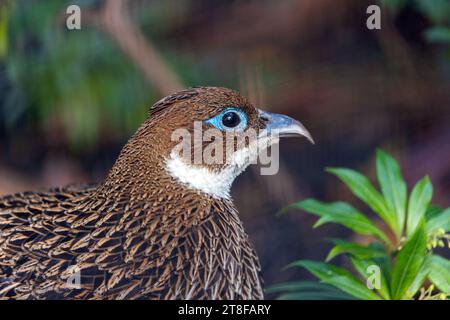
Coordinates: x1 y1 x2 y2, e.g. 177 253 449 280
257 109 314 144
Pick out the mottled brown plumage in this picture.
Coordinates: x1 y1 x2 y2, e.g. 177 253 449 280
0 87 312 300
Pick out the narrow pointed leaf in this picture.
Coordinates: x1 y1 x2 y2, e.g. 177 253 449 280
391 223 427 299
326 168 396 232
428 255 450 294
406 176 433 236
376 149 406 238
268 281 355 300
265 281 355 300
350 257 391 300
426 205 443 220
366 241 393 284
405 257 430 299
427 208 450 233
326 239 385 262
291 199 390 245
289 260 381 300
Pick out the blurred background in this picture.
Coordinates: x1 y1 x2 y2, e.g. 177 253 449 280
0 0 449 297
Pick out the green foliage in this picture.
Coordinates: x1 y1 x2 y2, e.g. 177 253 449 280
326 167 397 239
428 255 450 293
425 27 450 44
1 1 154 149
376 149 406 239
391 223 427 299
427 208 450 233
382 0 450 45
274 150 450 300
414 0 450 25
287 260 382 300
285 199 391 246
266 281 356 300
407 177 432 236
1 0 229 150
0 4 8 58
325 239 386 262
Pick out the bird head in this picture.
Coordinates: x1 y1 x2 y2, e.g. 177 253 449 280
109 87 313 200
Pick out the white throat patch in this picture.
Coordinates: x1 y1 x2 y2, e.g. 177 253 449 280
165 154 243 199
165 136 277 199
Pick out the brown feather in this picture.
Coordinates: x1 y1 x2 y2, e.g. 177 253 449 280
0 87 264 299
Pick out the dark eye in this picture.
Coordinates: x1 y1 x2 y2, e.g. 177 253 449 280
221 111 241 128
205 108 247 131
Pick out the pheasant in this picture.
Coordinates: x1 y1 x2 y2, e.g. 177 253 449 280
0 87 313 299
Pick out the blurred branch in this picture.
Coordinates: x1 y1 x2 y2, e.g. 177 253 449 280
83 0 183 96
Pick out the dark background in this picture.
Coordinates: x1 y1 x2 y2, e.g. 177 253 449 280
0 0 449 296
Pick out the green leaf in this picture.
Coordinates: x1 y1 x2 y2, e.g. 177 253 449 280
0 5 8 58
407 176 433 236
350 257 391 300
405 257 430 299
267 281 355 300
428 255 450 293
326 239 385 262
376 149 406 238
289 260 382 300
326 168 396 233
290 199 390 245
427 208 450 233
426 205 444 220
391 223 427 299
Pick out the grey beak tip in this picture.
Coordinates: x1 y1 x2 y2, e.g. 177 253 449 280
258 108 315 144
303 129 315 145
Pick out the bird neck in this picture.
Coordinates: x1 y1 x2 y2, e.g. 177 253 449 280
89 133 264 299
97 135 235 218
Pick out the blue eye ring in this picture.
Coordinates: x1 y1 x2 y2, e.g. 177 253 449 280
205 108 248 131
